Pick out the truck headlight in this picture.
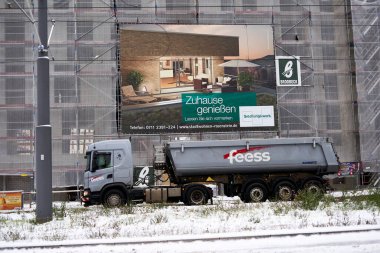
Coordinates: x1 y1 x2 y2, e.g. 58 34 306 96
83 190 90 197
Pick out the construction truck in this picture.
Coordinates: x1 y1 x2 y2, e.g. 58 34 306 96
81 137 340 207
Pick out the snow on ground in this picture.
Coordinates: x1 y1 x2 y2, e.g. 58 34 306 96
0 194 380 252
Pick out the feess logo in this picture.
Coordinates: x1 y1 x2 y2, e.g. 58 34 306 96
224 146 271 164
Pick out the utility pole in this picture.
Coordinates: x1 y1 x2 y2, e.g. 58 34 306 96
35 0 52 223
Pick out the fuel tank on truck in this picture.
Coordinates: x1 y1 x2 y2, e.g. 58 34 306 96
165 137 339 177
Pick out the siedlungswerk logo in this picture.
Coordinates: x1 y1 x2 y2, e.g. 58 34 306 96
239 106 274 127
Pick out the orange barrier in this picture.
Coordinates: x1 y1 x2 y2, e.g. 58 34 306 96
0 191 23 210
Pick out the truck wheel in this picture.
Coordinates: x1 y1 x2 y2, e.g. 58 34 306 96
244 183 268 203
103 189 126 208
274 181 295 201
303 180 324 194
186 186 208 205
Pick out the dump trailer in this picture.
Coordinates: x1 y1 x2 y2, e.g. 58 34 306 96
81 137 339 207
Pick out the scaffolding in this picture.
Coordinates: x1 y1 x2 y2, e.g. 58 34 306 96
0 0 119 189
0 0 378 190
351 0 380 171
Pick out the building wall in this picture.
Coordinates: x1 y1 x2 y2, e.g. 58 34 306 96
273 1 358 162
0 0 119 189
351 0 380 171
0 0 378 190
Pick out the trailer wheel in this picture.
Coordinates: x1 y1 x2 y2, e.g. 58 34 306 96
244 183 268 203
103 189 126 208
274 181 296 201
303 180 324 195
186 186 208 205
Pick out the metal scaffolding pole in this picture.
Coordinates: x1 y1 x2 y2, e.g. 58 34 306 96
35 0 52 223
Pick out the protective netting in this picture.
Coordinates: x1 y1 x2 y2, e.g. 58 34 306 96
0 0 119 187
0 0 378 189
351 0 380 171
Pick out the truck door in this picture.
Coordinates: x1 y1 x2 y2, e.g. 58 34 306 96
88 151 114 192
113 149 133 187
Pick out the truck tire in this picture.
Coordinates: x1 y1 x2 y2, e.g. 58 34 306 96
185 186 208 205
303 180 324 194
274 181 296 201
103 189 126 208
244 183 268 203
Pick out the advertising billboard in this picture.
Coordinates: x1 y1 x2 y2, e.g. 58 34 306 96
0 191 23 210
120 25 276 133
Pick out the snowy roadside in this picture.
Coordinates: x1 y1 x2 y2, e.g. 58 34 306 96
0 192 380 252
1 192 380 245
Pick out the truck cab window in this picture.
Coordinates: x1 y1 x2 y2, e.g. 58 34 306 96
92 152 112 171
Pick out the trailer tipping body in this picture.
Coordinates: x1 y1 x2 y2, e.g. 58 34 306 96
160 137 339 177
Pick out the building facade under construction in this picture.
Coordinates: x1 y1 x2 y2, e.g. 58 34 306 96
0 0 378 191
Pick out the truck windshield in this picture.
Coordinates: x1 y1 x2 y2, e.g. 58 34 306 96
85 151 91 172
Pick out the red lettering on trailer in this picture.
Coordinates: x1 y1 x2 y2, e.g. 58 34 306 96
223 146 267 159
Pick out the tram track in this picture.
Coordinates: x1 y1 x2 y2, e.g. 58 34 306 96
1 226 380 251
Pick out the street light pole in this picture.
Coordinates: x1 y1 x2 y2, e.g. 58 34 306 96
35 0 52 223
